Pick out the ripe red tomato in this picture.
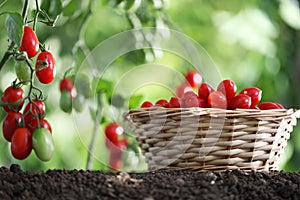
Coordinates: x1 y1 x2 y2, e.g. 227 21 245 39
141 101 153 108
258 102 284 110
23 100 46 124
1 86 24 112
239 87 262 107
198 97 207 108
26 118 52 134
35 51 56 84
185 70 202 88
109 150 122 170
198 83 215 101
176 83 193 98
168 97 181 108
59 78 77 98
155 99 169 107
217 80 237 102
228 94 251 110
208 91 227 109
11 128 32 160
181 91 199 108
105 122 123 146
19 26 39 58
2 112 22 142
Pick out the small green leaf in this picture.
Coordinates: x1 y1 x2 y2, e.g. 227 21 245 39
41 0 62 19
111 95 125 108
63 0 81 17
96 79 113 98
129 94 144 109
5 12 23 46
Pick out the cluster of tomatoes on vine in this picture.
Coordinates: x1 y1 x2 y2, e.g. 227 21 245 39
140 70 284 110
1 25 56 161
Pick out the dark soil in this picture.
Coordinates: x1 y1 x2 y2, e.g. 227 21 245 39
0 164 299 200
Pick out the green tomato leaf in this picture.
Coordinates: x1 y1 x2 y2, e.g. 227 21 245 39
129 94 144 109
96 79 113 98
63 0 81 17
5 12 23 46
111 95 125 108
41 0 62 19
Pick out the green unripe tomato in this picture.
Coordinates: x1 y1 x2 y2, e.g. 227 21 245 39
73 94 85 113
60 90 72 113
15 61 31 85
32 128 54 161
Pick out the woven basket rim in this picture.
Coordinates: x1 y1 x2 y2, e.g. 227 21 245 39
124 107 299 120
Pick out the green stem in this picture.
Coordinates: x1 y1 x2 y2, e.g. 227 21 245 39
86 92 103 170
22 0 29 22
33 0 40 30
0 42 14 72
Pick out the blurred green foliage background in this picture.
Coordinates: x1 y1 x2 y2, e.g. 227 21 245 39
0 0 299 171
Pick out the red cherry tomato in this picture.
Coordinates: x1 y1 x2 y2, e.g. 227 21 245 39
109 149 122 170
168 97 181 108
155 99 169 107
274 103 284 109
19 26 39 58
228 94 251 110
198 83 215 101
59 78 77 98
2 112 22 142
141 101 153 108
239 87 262 107
185 70 202 88
26 118 52 134
11 128 32 160
198 97 207 108
105 122 123 146
208 91 227 109
217 80 237 102
35 51 56 84
1 86 24 112
23 100 46 124
181 91 199 108
258 102 284 110
176 83 193 98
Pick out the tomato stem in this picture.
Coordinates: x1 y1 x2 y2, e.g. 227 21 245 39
86 92 103 170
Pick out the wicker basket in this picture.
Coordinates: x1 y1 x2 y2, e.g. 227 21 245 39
124 107 300 172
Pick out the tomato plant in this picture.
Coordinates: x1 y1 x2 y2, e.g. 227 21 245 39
35 51 56 84
11 128 32 160
19 26 39 58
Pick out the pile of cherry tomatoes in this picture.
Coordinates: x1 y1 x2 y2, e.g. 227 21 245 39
140 70 284 110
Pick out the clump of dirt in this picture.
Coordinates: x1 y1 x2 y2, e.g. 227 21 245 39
0 164 299 199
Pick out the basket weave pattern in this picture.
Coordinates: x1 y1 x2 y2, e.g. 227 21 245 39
125 108 299 171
